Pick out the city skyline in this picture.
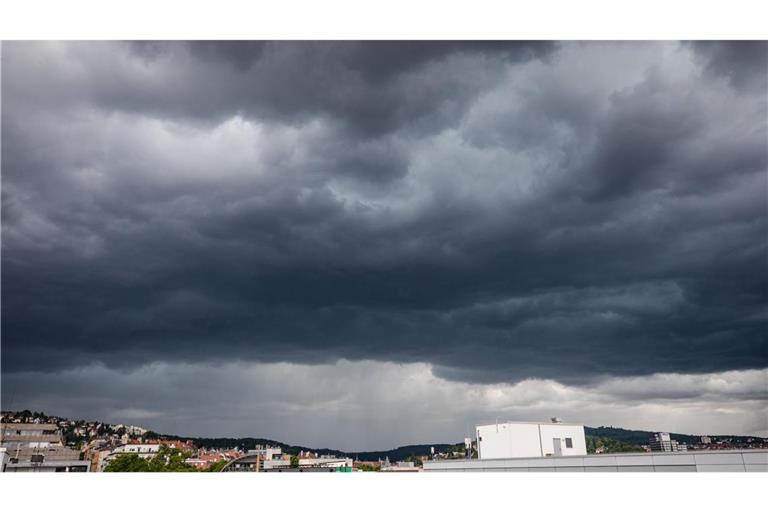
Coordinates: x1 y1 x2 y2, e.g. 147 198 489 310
2 41 767 450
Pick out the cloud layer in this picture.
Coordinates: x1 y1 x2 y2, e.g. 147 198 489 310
2 42 767 438
5 361 766 449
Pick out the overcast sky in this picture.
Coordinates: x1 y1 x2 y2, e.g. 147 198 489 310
2 41 767 449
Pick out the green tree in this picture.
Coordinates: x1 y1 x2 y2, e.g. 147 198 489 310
148 445 198 472
586 436 643 454
104 453 150 472
105 445 198 472
290 455 299 468
206 459 229 472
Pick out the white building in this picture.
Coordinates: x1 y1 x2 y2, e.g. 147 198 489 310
476 419 587 459
248 445 283 462
110 443 163 457
101 442 163 469
263 456 353 470
298 457 352 469
126 425 148 436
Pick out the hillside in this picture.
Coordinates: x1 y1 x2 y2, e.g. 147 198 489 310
584 426 760 446
146 431 454 461
4 410 766 461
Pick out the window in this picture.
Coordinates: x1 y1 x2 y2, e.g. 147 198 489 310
565 438 573 448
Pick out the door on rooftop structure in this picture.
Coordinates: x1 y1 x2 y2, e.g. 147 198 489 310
553 438 562 456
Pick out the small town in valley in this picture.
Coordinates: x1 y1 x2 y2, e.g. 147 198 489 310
1 411 766 473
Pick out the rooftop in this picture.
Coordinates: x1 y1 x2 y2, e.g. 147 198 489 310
424 449 768 472
1 423 59 431
476 420 584 428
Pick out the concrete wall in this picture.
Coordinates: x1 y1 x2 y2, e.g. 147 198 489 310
424 450 768 472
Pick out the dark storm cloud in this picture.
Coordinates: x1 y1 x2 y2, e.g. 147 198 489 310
3 41 554 140
578 71 767 201
689 40 768 90
2 41 767 386
186 41 552 79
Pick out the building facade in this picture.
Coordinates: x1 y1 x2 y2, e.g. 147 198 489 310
648 432 687 452
0 423 89 472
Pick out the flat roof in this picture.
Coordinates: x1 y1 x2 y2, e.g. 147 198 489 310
476 421 584 428
2 434 62 441
431 449 766 461
1 423 59 430
423 449 768 472
4 460 89 468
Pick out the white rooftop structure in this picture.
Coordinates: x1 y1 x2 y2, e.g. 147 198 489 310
476 420 587 459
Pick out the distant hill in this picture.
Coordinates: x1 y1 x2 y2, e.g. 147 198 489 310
584 426 761 446
145 431 454 461
185 427 765 460
5 410 765 461
348 444 456 462
144 432 349 458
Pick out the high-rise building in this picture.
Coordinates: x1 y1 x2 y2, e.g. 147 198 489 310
648 432 687 452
